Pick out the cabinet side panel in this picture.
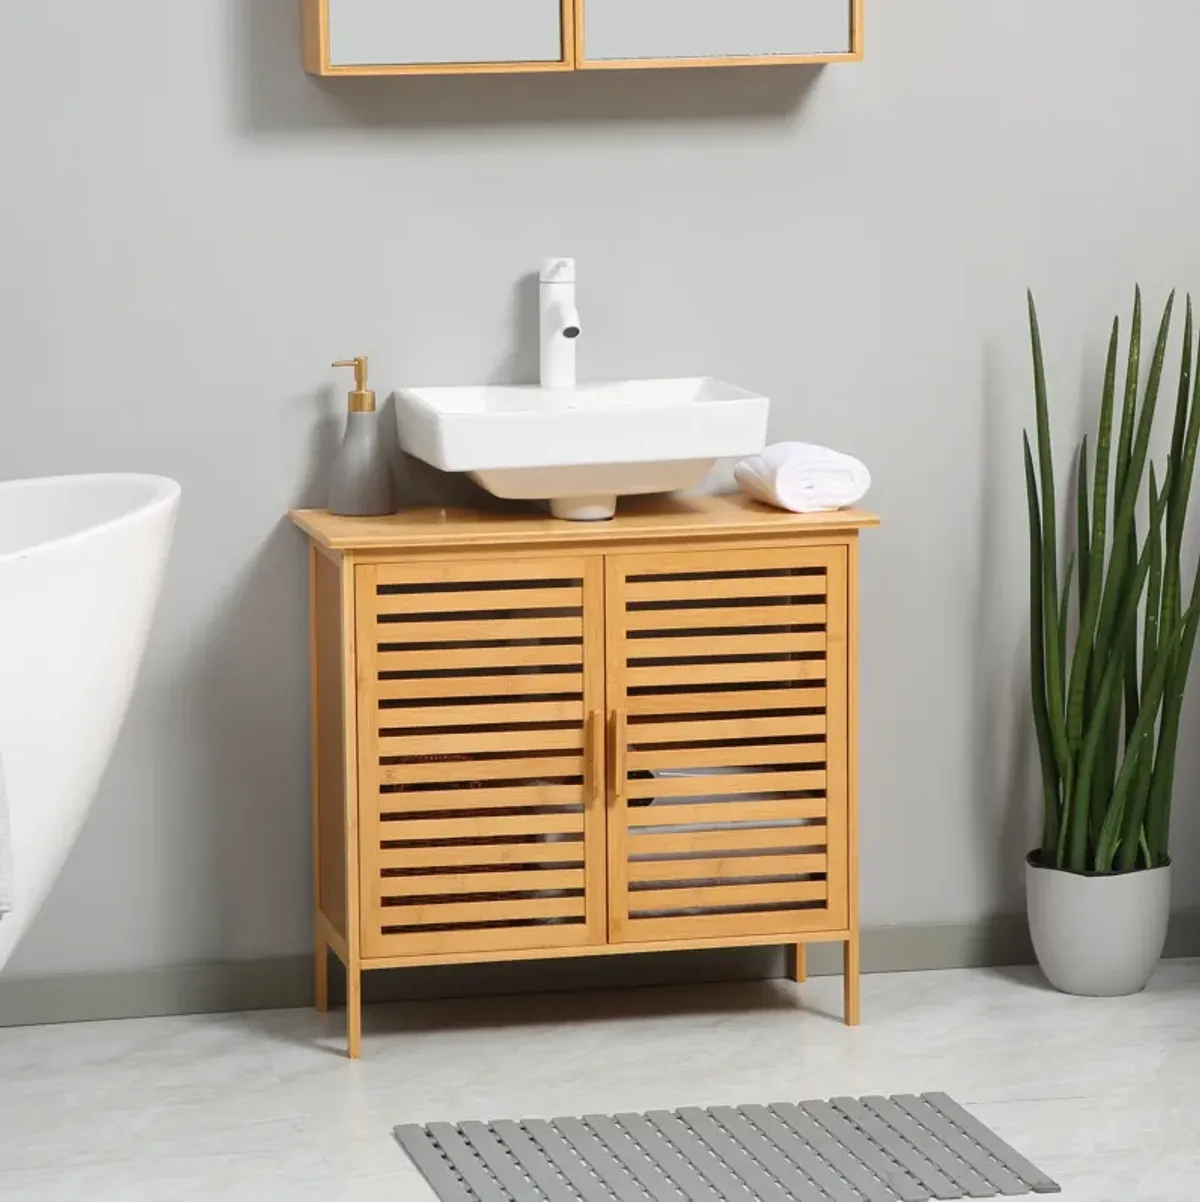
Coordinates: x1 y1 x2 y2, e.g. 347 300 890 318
583 0 852 62
845 534 860 935
300 0 327 73
328 0 563 66
822 544 850 931
314 550 348 939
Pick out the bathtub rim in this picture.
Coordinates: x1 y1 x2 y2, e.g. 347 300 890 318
0 473 181 566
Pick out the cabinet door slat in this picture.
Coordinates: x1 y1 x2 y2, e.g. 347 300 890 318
381 869 586 897
377 616 581 644
380 811 583 842
379 840 584 871
627 853 827 883
626 769 826 800
380 754 584 785
380 782 583 813
624 602 826 632
627 743 824 773
375 672 584 701
378 643 583 671
382 895 584 927
381 699 584 726
627 687 827 716
628 630 825 660
379 726 585 756
629 880 828 914
626 573 826 603
628 825 826 857
628 659 825 688
627 799 826 829
376 585 583 614
628 714 826 745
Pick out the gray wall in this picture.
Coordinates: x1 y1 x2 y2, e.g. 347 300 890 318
3 0 1200 980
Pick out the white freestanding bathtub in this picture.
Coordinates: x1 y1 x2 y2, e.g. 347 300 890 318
0 475 179 972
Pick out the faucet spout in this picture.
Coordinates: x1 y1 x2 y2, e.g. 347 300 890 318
557 303 582 340
539 258 580 389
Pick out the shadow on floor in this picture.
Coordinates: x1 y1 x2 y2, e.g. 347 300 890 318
228 974 844 1055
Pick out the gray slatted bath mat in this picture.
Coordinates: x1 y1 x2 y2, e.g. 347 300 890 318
395 1093 1060 1202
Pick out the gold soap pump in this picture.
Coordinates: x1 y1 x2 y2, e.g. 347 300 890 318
327 356 394 517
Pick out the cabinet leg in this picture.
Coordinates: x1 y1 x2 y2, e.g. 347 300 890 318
787 943 807 983
314 934 329 1014
843 932 861 1026
346 963 362 1060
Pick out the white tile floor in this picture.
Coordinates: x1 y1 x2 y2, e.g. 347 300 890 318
1 961 1197 1200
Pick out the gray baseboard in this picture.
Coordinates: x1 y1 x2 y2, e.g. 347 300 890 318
2 914 1196 1029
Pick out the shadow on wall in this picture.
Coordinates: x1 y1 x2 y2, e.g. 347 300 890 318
972 346 1037 912
224 0 820 136
167 388 494 964
301 384 497 513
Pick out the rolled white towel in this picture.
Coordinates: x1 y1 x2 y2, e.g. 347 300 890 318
734 441 871 514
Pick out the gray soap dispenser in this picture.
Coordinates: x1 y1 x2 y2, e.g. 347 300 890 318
328 356 393 517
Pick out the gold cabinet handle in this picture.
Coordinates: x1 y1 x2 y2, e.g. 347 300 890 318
587 710 603 807
609 709 627 806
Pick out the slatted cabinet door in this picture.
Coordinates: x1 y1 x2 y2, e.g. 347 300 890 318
355 557 607 959
605 546 849 943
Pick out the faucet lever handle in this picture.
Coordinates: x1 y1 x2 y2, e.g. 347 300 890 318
540 257 576 284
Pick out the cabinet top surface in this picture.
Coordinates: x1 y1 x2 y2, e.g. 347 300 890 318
290 494 879 552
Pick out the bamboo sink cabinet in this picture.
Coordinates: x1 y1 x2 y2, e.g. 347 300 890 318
291 495 878 1058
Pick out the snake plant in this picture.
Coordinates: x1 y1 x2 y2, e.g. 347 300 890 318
1026 288 1200 874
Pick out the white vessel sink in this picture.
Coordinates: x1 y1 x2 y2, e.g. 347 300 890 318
395 377 770 521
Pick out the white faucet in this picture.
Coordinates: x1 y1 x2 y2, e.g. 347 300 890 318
539 257 581 389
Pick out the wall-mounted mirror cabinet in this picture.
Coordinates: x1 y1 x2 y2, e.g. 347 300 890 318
301 0 863 76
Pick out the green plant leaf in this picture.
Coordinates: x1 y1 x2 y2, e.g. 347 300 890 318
1113 286 1142 516
1161 296 1198 652
1059 553 1075 659
1076 434 1091 621
1024 432 1061 856
1028 293 1071 786
1066 321 1118 754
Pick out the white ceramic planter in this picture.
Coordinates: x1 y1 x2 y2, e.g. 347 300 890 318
1026 853 1170 996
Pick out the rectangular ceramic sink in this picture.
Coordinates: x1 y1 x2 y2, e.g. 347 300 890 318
395 377 769 520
